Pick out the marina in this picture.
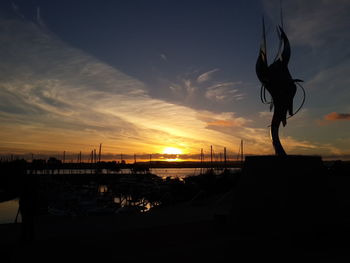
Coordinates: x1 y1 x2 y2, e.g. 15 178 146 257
1 158 350 262
0 160 241 224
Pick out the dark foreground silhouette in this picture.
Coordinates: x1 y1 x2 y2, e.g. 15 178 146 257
1 157 350 262
18 175 38 242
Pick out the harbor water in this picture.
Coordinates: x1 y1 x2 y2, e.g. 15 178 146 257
0 167 240 224
0 199 20 224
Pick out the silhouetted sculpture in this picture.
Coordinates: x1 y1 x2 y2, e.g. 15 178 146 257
256 19 305 156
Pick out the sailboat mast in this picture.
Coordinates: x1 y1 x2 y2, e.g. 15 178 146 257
241 139 244 164
98 143 102 163
224 147 227 166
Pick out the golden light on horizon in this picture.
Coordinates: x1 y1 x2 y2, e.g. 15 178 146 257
163 147 183 155
164 158 183 162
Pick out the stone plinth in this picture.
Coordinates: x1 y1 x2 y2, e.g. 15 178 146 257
230 155 333 232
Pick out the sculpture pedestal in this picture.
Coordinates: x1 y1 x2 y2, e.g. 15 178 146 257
243 155 324 176
230 155 332 233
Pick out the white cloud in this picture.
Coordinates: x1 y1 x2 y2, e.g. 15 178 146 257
0 16 346 158
197 68 219 83
205 82 245 102
160 53 167 61
0 17 253 154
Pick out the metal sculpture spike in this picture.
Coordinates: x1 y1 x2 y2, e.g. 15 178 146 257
256 18 305 156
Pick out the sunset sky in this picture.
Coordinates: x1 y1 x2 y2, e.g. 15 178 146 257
1 0 350 160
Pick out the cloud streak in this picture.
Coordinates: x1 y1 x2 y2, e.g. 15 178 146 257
0 17 254 155
205 82 244 102
197 69 219 83
160 53 167 61
263 0 350 48
324 112 350 121
0 16 347 159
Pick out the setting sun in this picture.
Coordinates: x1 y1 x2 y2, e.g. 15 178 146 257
163 147 183 155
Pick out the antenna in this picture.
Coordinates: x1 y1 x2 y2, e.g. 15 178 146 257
262 16 267 63
280 0 284 29
274 0 285 62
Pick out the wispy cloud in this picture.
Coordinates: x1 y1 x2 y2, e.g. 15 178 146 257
263 0 350 48
197 68 219 83
0 16 346 158
307 60 350 91
11 1 24 19
205 82 244 102
197 111 249 128
206 120 244 128
0 17 252 155
168 73 246 108
36 6 46 28
259 111 273 118
160 53 167 61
